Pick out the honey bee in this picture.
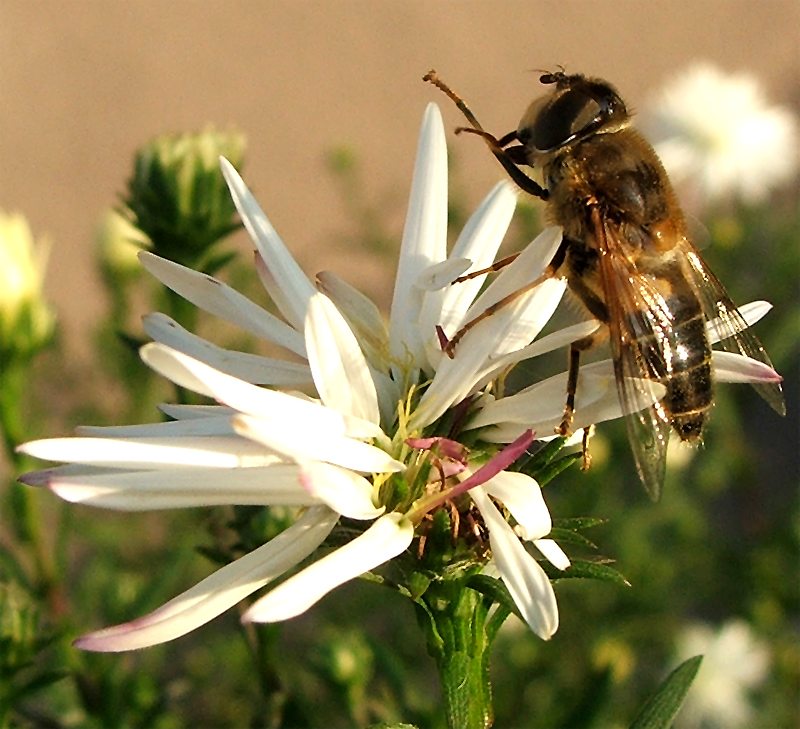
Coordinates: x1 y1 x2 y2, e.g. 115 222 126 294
424 69 785 498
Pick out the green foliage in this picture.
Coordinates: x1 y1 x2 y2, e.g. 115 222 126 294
629 656 702 729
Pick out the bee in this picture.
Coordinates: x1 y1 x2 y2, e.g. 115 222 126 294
424 69 785 498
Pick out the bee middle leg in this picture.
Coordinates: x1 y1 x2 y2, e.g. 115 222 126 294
558 332 603 435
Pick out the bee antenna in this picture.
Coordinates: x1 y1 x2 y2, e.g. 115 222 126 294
538 65 568 85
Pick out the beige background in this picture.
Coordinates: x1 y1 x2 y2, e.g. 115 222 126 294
1 1 798 358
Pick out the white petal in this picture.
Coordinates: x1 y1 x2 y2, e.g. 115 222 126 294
421 182 518 368
471 360 666 436
144 313 312 386
481 319 601 376
415 258 473 291
299 463 384 520
470 487 559 640
18 435 273 469
411 276 567 431
220 158 317 330
305 293 380 425
243 512 413 623
233 414 404 474
533 538 571 571
159 404 234 420
46 464 315 511
389 103 448 376
77 416 237 438
484 471 551 541
316 270 389 365
140 344 347 435
706 300 772 344
73 506 337 651
139 252 305 357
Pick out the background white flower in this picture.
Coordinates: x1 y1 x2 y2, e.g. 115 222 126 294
641 62 799 206
675 619 770 729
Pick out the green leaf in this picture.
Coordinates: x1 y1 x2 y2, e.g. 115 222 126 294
536 452 583 486
629 655 703 729
545 559 631 587
465 574 522 622
548 527 598 550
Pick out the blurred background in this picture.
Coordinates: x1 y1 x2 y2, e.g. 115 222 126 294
0 2 798 727
1 0 798 357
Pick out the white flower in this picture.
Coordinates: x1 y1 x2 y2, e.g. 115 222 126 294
641 62 799 205
0 210 55 355
675 619 770 729
17 104 782 652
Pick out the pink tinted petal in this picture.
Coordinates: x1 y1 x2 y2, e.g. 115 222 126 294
712 351 783 383
74 507 337 651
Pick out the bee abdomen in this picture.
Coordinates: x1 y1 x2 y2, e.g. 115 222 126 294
659 313 714 442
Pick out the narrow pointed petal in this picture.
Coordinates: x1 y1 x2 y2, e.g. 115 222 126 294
706 300 772 344
74 506 337 651
220 158 317 330
139 252 305 357
18 435 273 469
712 351 783 383
421 182 517 367
415 258 473 291
144 313 312 386
316 271 389 365
389 103 448 374
484 471 552 541
471 487 559 640
140 344 347 435
44 465 316 511
243 512 413 623
233 414 404 474
471 360 666 438
305 293 380 425
481 320 601 377
159 403 234 420
77 415 237 438
299 463 384 520
411 277 567 431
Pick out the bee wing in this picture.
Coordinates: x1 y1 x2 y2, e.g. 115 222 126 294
592 220 679 500
680 245 785 415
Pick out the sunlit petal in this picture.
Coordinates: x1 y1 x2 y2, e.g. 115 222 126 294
471 488 559 640
389 103 448 377
244 512 413 623
233 414 404 473
220 158 317 329
299 463 384 520
305 292 380 425
484 471 551 541
139 252 305 357
43 465 315 511
144 313 312 386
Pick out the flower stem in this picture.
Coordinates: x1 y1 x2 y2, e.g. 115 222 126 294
416 579 495 729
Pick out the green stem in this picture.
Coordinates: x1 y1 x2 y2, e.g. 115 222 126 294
0 359 58 604
416 580 495 729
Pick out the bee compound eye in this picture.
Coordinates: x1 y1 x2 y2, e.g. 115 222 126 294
531 89 602 151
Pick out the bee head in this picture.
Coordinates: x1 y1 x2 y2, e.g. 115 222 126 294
517 72 629 154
